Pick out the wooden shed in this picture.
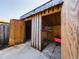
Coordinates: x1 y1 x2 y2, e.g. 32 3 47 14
20 0 63 50
9 0 79 59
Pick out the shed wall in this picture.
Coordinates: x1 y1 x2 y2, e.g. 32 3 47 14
61 0 79 59
31 14 42 50
0 24 9 45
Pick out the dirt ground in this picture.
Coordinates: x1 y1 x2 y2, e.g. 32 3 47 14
42 43 61 59
0 41 61 59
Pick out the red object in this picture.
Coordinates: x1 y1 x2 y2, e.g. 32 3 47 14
52 38 61 43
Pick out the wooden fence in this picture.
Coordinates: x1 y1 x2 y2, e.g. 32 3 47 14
8 20 25 46
0 24 9 45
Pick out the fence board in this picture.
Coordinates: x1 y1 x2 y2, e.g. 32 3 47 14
8 20 25 46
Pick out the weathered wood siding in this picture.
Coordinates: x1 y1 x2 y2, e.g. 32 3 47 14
31 14 42 50
61 0 79 59
31 4 62 51
8 20 25 46
0 24 9 45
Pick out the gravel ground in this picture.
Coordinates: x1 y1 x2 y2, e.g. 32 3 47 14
42 43 61 59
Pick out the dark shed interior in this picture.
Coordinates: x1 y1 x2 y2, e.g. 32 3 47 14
24 20 32 42
42 12 61 48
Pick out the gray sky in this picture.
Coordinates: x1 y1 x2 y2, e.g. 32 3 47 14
0 0 49 22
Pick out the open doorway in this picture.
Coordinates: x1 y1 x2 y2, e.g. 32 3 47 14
42 12 61 59
24 20 32 42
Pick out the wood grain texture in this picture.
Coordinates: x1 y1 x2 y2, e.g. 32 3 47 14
36 14 39 49
8 20 25 46
61 0 79 59
8 20 15 46
41 4 62 17
31 14 42 50
31 15 36 48
31 16 34 47
38 14 42 50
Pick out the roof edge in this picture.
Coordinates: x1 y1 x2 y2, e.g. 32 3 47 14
20 0 63 19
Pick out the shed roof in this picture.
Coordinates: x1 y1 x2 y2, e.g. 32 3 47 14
0 21 9 24
20 0 63 19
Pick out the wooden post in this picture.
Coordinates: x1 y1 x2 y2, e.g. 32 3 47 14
31 17 34 47
34 15 37 48
31 16 35 47
36 14 39 49
61 0 79 59
38 14 42 50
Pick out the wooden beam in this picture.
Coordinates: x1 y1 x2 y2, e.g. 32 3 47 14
0 21 9 24
24 17 32 21
41 4 62 17
61 0 79 59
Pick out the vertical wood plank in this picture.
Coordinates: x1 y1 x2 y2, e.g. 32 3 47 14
33 16 37 48
32 16 35 47
38 14 42 50
8 20 15 46
61 0 79 59
34 15 37 48
31 17 34 47
36 14 39 49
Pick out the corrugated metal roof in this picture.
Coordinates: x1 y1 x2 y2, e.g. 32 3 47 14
20 0 63 19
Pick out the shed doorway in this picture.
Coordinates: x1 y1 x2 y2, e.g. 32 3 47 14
42 12 61 59
42 12 61 49
41 12 61 59
24 20 32 42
